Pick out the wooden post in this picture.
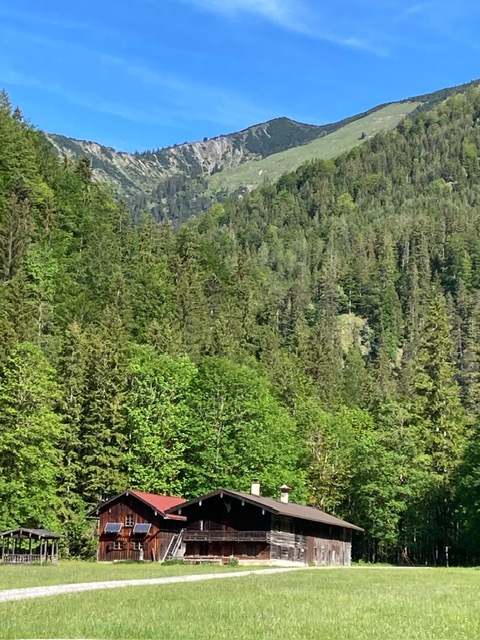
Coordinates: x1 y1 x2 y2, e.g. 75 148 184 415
29 536 32 561
1 537 5 562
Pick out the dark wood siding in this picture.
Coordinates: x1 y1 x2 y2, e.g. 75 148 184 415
270 515 352 565
174 493 355 566
97 494 183 562
182 494 272 562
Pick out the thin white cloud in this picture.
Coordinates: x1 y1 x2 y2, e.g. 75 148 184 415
0 68 181 128
100 55 276 128
181 0 310 33
0 6 115 36
404 4 427 17
180 0 384 53
324 34 387 56
0 59 276 136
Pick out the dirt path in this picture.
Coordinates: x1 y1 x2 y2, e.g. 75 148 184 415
0 567 301 603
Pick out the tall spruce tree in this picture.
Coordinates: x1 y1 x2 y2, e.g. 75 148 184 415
411 285 467 563
0 342 64 530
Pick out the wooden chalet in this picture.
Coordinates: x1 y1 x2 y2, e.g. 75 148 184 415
166 482 363 566
1 528 61 564
89 490 185 562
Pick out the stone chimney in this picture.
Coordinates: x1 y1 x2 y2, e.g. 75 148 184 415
251 479 261 496
280 484 290 503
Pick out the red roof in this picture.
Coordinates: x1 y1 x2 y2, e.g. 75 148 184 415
88 489 186 520
129 490 185 518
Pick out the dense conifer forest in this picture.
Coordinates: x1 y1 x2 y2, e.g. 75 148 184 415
3 86 480 564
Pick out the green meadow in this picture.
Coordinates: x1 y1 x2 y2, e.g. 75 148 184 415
1 567 479 639
207 101 421 195
0 560 252 590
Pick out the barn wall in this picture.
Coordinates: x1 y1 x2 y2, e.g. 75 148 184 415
307 537 352 566
181 495 272 562
183 495 271 533
269 516 353 566
97 494 183 562
176 496 355 566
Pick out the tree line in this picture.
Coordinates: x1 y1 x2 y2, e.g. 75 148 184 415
2 87 480 564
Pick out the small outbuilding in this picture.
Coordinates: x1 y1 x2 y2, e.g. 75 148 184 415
1 528 61 564
89 489 186 562
166 482 363 566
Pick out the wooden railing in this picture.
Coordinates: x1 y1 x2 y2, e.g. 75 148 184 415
183 530 268 542
2 554 58 564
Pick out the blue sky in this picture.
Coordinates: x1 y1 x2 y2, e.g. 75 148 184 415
0 0 479 152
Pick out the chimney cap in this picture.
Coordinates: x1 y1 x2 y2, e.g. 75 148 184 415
251 479 261 496
280 484 290 503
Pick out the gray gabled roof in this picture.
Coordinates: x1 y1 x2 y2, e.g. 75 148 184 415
166 489 363 532
0 528 62 539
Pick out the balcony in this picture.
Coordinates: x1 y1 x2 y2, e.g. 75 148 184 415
183 530 269 543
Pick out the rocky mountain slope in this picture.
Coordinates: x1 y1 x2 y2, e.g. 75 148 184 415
47 117 330 200
46 79 479 223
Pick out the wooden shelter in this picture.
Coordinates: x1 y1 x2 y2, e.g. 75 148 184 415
1 528 61 564
166 484 363 566
89 489 186 562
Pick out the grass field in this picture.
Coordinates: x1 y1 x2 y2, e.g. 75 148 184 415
0 560 253 590
208 101 421 196
1 566 479 639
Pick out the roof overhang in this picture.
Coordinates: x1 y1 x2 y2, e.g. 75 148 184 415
87 489 186 521
165 489 363 532
0 528 62 539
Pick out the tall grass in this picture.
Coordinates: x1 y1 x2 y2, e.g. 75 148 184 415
1 567 479 639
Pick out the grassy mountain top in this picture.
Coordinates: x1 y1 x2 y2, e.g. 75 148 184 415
208 101 421 196
46 78 480 223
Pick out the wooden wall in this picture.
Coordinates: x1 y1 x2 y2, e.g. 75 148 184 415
97 494 183 562
269 515 353 566
179 495 354 565
183 494 272 533
181 494 272 562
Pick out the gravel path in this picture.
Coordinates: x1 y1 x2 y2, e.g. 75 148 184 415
0 567 301 603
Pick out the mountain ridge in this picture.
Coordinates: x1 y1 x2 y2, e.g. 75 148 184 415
46 78 480 222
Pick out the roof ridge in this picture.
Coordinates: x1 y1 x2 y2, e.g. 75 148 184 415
166 488 363 531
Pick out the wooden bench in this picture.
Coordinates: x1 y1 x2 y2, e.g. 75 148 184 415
185 556 225 565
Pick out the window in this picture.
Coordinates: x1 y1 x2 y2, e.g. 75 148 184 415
112 541 123 550
133 542 143 551
125 515 134 527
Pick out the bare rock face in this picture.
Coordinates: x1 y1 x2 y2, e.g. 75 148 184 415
46 117 325 202
45 80 478 223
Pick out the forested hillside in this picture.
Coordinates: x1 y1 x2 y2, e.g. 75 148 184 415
2 85 480 565
47 79 478 225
